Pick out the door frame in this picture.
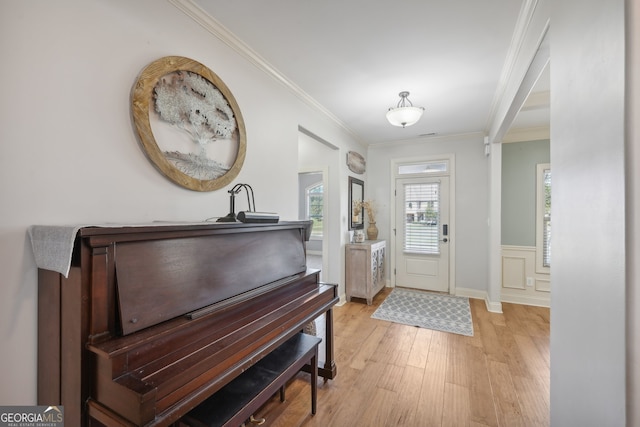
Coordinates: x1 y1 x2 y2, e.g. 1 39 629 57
389 154 456 295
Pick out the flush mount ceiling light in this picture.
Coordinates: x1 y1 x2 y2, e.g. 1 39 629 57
386 91 425 128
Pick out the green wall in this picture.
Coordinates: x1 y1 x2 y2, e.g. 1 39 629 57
501 139 550 246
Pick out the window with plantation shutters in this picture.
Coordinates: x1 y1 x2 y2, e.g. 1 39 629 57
306 183 323 237
542 168 551 267
536 163 551 272
403 181 440 254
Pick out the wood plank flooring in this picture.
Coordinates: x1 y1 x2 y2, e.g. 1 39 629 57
253 288 550 427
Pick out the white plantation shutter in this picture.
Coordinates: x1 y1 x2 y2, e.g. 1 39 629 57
536 163 551 272
403 182 440 254
542 169 551 267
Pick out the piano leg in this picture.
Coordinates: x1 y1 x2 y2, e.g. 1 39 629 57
319 308 337 380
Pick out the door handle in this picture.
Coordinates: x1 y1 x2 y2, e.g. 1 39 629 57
440 238 448 243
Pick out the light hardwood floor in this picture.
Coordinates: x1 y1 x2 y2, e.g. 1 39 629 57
254 287 550 427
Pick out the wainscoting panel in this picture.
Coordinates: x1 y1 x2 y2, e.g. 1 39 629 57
535 278 551 292
501 246 550 307
502 256 526 289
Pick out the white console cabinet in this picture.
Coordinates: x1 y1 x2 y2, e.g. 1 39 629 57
345 240 386 305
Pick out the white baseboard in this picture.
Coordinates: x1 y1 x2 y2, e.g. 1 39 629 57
484 298 503 313
501 293 550 308
455 287 486 300
455 287 503 313
306 250 322 256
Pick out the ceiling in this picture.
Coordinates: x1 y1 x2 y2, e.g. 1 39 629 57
190 0 545 145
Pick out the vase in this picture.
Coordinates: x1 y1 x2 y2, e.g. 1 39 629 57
367 222 378 240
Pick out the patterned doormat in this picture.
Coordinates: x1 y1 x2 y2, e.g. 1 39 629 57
371 288 474 336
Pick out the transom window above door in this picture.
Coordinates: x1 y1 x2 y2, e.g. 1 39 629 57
398 161 448 175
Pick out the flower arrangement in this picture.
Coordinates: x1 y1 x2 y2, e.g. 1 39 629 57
355 200 376 224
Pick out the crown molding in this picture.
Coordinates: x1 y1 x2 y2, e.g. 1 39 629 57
168 0 360 143
485 0 542 132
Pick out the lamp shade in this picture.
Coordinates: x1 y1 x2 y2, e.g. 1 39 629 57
386 106 424 127
386 91 425 127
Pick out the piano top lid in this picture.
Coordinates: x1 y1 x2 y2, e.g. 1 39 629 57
29 221 312 277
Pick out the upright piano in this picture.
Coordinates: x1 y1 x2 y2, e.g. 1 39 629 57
36 221 338 426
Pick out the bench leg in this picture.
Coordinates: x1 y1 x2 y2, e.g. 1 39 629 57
279 385 285 402
311 350 318 415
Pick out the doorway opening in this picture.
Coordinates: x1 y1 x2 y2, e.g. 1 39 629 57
298 171 325 280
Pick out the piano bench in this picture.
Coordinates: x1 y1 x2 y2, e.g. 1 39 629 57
180 332 321 427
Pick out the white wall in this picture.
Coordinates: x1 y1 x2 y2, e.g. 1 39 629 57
550 0 627 424
367 133 489 295
628 0 640 423
0 0 361 405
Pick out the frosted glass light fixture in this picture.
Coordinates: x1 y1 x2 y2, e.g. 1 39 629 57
386 91 425 127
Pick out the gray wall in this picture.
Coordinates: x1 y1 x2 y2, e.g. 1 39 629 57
501 139 550 246
550 0 627 424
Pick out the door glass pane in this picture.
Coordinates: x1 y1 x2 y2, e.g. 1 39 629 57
404 182 440 254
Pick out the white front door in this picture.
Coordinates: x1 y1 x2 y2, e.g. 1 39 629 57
395 176 450 292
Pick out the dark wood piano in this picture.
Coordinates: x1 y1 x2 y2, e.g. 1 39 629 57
36 221 338 426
